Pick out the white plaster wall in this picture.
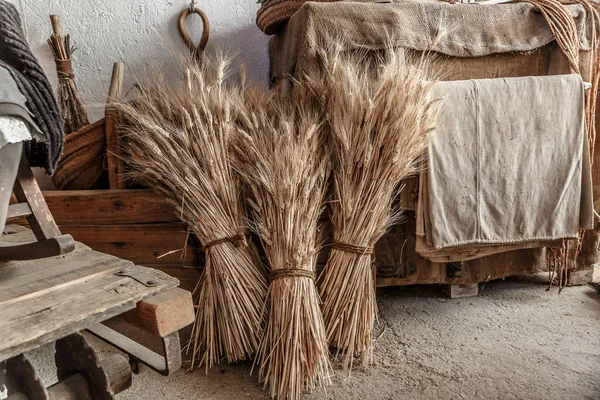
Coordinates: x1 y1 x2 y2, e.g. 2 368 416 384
7 0 269 121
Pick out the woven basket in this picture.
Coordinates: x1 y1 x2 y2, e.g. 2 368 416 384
257 0 338 35
52 118 108 190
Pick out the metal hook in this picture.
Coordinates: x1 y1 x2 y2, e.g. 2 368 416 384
189 0 196 12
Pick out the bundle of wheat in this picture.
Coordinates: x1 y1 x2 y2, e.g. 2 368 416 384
231 85 332 400
310 43 439 369
114 56 268 371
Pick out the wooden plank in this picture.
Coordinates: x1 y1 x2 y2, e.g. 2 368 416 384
0 266 178 362
123 288 194 337
60 224 196 266
106 62 125 189
41 190 177 225
567 269 594 286
438 45 551 81
6 203 32 220
445 283 479 299
13 156 61 240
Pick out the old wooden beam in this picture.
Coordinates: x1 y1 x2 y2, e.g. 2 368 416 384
123 287 194 337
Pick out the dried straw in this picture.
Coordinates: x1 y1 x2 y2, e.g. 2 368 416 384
231 84 332 400
47 15 89 134
113 56 268 371
308 43 439 369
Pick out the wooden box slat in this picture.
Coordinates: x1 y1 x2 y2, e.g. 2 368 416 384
62 224 194 266
42 189 177 225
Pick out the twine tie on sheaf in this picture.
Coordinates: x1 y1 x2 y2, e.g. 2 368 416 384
332 241 374 256
270 268 316 281
202 233 248 250
55 59 74 80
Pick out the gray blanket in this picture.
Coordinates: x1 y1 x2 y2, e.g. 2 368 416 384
0 0 64 174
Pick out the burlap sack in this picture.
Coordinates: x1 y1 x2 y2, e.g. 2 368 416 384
269 2 593 86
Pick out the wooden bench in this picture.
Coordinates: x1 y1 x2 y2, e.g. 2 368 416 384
0 226 194 399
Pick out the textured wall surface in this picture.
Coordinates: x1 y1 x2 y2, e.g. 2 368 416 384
7 0 269 120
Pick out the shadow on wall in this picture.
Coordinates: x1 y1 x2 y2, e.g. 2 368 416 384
91 12 270 121
164 10 270 84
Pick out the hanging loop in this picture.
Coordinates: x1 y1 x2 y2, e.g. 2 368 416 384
178 4 210 58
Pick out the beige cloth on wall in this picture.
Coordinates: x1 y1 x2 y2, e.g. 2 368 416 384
422 74 593 251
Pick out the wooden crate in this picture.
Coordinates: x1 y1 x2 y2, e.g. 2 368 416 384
37 63 205 292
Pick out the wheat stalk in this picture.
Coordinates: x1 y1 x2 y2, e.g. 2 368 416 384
113 56 268 371
308 43 440 369
231 84 332 400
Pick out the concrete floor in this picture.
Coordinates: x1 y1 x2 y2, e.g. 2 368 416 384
27 271 600 400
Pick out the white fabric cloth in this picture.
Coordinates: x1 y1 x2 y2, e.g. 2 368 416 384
0 142 22 235
0 116 32 149
425 74 594 249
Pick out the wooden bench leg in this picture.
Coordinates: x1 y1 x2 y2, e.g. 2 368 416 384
566 269 594 286
87 288 195 376
445 283 479 299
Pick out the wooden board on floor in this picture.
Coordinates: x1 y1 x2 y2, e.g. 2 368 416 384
0 226 179 362
567 269 594 286
445 283 479 299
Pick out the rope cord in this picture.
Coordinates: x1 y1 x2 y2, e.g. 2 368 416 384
270 269 316 281
526 0 600 289
203 233 248 250
54 59 74 80
332 241 374 256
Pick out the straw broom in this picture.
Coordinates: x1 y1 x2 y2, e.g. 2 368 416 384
231 85 332 400
113 56 268 371
47 15 89 134
311 44 439 369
